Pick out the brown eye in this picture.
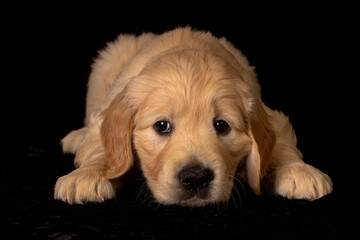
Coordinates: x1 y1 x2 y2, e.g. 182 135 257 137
154 121 172 135
213 120 231 135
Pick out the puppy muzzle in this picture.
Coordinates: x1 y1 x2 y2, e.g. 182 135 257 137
177 165 215 200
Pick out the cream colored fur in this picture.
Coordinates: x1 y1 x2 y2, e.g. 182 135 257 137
55 27 332 205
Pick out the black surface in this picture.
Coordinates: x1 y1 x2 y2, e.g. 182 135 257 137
2 5 358 239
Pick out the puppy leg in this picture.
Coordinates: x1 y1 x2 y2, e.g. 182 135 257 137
54 164 117 204
61 127 88 154
265 109 333 200
55 34 156 204
271 160 333 200
55 128 119 204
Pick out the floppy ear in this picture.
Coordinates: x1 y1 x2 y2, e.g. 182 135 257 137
100 90 135 180
246 100 276 194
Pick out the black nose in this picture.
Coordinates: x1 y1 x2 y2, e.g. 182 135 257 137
177 165 214 192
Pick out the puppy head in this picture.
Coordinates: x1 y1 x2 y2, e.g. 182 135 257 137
101 49 275 206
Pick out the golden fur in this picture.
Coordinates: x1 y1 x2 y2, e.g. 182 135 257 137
55 27 332 206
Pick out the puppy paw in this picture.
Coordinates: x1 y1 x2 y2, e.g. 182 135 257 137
61 127 88 154
54 166 116 204
273 163 333 201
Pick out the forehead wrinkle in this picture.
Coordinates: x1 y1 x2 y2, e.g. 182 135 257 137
139 88 176 118
137 49 249 124
137 55 207 118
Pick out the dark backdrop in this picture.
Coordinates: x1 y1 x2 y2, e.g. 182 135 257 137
2 4 358 239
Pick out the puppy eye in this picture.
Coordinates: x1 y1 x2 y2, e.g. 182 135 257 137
154 121 172 134
213 120 231 135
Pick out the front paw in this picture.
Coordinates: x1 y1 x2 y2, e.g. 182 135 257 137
54 166 116 204
273 163 333 201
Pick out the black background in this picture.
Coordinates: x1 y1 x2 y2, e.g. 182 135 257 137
1 3 358 239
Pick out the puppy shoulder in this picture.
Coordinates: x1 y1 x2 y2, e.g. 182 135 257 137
217 37 251 69
90 32 158 107
93 32 157 70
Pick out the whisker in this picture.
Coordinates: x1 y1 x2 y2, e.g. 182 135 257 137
232 184 243 208
230 188 238 208
134 182 153 206
227 174 247 208
232 175 247 197
124 176 146 184
152 202 162 211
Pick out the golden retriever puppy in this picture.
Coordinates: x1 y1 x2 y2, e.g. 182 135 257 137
54 27 333 206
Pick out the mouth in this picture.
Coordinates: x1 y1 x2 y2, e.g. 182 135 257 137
175 187 212 206
145 165 233 207
177 196 215 207
149 183 216 207
172 190 217 207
